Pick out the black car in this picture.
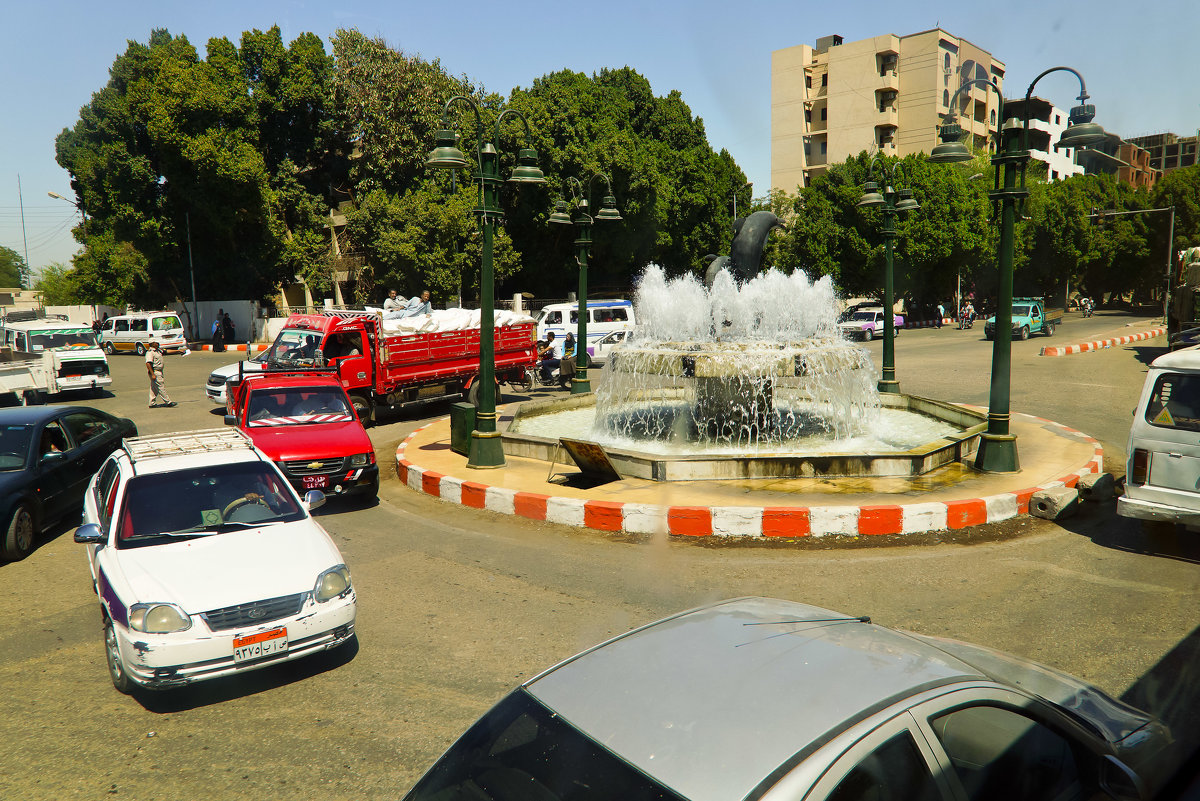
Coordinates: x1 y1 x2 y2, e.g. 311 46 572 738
0 406 137 561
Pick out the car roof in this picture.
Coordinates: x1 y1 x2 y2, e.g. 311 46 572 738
0 318 91 330
1149 346 1200 371
0 405 101 425
242 374 343 390
523 597 983 801
121 429 264 475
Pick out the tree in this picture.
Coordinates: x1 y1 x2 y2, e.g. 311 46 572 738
34 262 85 305
0 245 29 288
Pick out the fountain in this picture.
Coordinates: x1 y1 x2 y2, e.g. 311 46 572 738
506 212 985 480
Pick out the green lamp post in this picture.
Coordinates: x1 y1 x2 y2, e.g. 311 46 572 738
547 172 622 394
930 67 1107 472
426 96 546 469
857 157 920 394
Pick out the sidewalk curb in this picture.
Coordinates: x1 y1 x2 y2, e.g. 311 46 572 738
395 413 1102 539
1039 327 1165 357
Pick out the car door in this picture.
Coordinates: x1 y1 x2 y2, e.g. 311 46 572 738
61 411 119 489
83 458 122 582
30 418 76 525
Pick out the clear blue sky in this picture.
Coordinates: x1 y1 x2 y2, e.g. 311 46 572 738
2 0 1195 279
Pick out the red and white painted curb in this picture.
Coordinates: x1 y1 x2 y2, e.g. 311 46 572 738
189 343 270 353
1040 327 1165 357
395 415 1102 539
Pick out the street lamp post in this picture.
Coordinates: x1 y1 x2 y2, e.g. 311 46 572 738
426 96 546 469
548 173 622 394
47 191 86 236
857 157 920 394
931 67 1107 472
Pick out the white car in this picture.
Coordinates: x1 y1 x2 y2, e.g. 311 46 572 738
205 350 268 405
586 329 628 366
74 428 356 693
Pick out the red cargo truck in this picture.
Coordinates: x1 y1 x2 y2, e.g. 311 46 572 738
245 310 537 422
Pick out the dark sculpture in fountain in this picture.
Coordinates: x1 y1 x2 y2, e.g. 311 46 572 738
703 210 784 288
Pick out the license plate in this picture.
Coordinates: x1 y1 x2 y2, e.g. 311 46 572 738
303 475 329 489
233 627 288 663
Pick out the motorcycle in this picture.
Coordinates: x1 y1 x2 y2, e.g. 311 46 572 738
958 310 975 330
1081 300 1094 318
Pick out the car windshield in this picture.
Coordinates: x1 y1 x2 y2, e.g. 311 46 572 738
1012 305 1031 316
266 328 326 366
851 311 879 321
28 329 99 350
404 689 685 801
0 425 33 470
116 461 305 547
246 387 353 426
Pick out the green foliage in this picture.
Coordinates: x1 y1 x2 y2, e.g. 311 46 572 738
0 245 29 288
33 262 86 304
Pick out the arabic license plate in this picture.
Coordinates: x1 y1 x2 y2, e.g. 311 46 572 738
303 475 329 489
233 627 288 663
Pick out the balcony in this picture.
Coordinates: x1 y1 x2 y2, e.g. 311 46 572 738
876 103 898 127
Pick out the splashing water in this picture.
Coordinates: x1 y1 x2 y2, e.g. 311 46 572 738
587 265 883 449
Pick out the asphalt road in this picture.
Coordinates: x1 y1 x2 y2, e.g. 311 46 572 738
1 308 1196 800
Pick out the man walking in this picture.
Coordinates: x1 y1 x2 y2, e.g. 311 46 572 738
146 341 176 408
936 302 944 329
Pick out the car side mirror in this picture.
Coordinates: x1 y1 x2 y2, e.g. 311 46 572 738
74 523 105 544
42 451 64 461
303 490 326 512
223 415 236 426
1099 755 1146 801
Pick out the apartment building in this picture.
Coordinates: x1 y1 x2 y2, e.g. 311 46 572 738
772 29 1005 192
1076 134 1159 190
1126 132 1199 174
1000 96 1084 182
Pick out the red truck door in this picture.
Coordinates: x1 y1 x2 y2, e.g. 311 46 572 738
323 328 372 410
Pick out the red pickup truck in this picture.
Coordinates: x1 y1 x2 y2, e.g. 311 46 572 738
252 310 537 421
224 370 378 500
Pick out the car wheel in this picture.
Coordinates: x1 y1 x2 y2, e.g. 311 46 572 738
104 616 132 694
1019 326 1030 341
1044 322 1055 337
135 342 146 356
2 503 35 561
349 394 372 426
863 329 874 342
103 341 114 355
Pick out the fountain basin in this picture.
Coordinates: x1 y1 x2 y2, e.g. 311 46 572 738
504 393 985 481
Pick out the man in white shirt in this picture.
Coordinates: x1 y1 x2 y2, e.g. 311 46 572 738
145 341 176 408
383 289 405 311
402 289 432 317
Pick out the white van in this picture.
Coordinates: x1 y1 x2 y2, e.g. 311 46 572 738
1118 347 1200 530
535 300 634 359
0 315 112 395
98 311 187 355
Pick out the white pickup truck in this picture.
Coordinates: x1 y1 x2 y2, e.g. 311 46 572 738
838 308 904 341
0 349 59 404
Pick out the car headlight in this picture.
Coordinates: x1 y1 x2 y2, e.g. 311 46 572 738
349 453 369 467
313 565 352 602
129 603 191 633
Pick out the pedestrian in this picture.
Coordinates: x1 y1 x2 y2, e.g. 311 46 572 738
145 341 175 408
936 302 944 329
222 312 236 345
212 308 225 352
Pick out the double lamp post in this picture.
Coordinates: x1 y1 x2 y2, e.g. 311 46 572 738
929 66 1107 472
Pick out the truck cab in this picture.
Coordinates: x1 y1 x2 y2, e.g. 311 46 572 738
0 314 112 397
224 371 378 501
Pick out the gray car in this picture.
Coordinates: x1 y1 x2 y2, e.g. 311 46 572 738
403 598 1173 801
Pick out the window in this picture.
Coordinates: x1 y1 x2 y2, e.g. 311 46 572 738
930 706 1088 801
990 109 996 125
115 320 130 332
608 308 628 322
130 319 147 332
39 421 70 457
1051 171 1058 180
63 411 112 445
152 316 181 330
820 108 827 121
804 142 811 157
944 53 951 71
94 460 121 530
1055 114 1061 125
820 142 827 155
806 75 812 89
545 311 561 325
943 90 950 107
805 109 812 123
821 73 828 87
827 733 941 801
1143 373 1200 430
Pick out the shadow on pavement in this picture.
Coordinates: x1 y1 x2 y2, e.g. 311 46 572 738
1056 501 1200 565
135 634 360 714
1128 344 1168 368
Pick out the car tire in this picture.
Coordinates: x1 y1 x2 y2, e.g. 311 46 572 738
2 503 35 561
1044 322 1055 337
863 329 874 342
104 616 132 694
349 394 372 426
103 341 114 355
1019 326 1030 341
135 342 146 356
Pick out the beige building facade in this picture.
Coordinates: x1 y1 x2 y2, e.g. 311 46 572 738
772 29 1005 193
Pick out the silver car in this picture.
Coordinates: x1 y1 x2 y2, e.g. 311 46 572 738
403 598 1172 801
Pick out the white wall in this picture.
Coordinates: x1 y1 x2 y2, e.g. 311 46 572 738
167 300 265 343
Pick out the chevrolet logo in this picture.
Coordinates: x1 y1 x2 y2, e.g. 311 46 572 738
308 461 324 470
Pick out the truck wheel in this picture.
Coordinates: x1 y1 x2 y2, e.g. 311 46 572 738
1019 326 1030 341
467 381 481 409
349 394 372 425
863 329 874 342
516 370 535 393
1044 322 1055 337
